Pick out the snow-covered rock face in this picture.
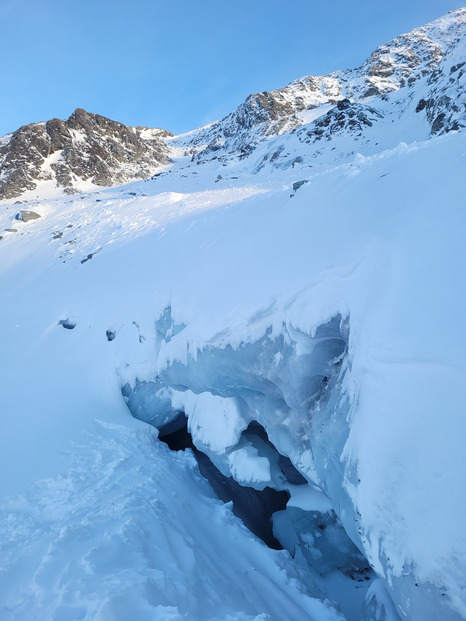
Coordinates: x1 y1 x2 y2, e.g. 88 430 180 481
0 9 465 201
415 39 466 135
181 8 466 165
0 108 172 200
1 8 466 621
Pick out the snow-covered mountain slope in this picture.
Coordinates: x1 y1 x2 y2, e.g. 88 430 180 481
182 8 466 164
1 9 465 203
1 9 466 621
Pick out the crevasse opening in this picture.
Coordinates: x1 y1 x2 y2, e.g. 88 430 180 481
122 311 400 620
158 414 289 550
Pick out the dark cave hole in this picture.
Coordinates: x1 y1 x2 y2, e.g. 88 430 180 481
243 421 308 486
158 413 289 550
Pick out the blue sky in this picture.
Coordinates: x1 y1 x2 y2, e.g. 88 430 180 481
0 0 464 136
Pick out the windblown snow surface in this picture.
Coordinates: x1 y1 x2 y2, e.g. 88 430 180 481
1 12 466 621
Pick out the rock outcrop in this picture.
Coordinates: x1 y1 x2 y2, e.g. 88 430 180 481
0 109 172 200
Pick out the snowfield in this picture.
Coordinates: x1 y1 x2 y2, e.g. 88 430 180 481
1 10 466 621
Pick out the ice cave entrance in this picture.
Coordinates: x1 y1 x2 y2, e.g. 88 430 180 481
158 415 290 550
123 312 382 620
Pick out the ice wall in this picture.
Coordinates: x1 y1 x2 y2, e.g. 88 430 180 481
123 311 378 617
124 311 350 492
123 304 462 621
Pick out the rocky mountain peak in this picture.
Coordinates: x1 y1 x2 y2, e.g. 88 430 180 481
1 10 465 202
0 109 172 200
183 8 466 165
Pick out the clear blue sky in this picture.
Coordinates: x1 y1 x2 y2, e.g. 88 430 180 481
0 0 464 136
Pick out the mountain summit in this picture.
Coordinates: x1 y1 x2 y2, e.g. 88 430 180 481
1 9 465 201
0 108 172 200
185 7 466 164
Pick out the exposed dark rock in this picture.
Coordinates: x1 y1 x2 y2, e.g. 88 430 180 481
0 109 172 200
290 156 303 168
59 318 77 330
15 210 41 222
106 329 116 342
298 101 384 143
81 252 95 264
432 113 447 133
422 53 466 135
0 124 52 200
451 61 465 73
292 180 309 192
337 98 351 110
363 85 382 98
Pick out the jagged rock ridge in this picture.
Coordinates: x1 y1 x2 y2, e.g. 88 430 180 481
0 108 172 200
182 8 466 163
